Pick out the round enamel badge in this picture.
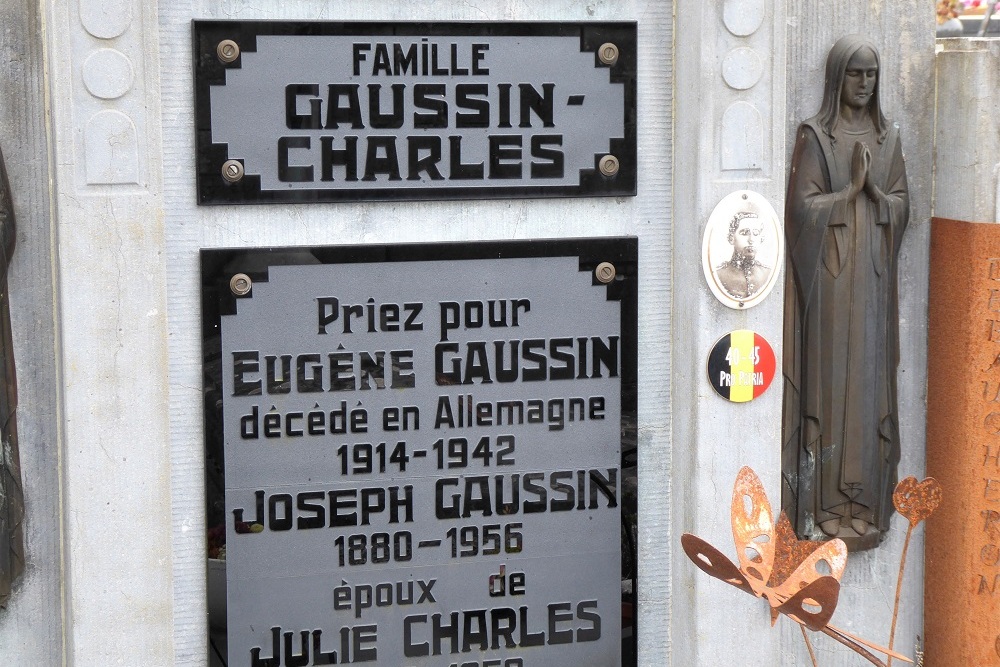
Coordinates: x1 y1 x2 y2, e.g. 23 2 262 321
707 330 776 402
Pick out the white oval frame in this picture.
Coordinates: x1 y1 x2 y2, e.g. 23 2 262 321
701 190 784 309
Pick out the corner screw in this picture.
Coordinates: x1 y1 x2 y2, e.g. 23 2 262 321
598 42 619 66
217 39 240 63
222 159 244 183
599 155 620 177
230 273 252 296
595 262 616 284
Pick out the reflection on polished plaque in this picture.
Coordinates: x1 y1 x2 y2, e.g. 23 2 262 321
194 22 637 204
201 239 639 666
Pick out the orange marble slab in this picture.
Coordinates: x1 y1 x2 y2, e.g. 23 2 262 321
926 217 1000 666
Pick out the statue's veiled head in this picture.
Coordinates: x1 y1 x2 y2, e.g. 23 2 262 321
817 35 888 143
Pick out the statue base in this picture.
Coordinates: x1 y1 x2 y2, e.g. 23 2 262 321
811 518 885 551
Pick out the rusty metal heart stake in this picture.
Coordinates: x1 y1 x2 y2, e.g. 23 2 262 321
887 476 943 666
893 476 943 528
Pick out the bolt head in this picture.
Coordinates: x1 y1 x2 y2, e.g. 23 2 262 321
230 273 252 296
598 42 619 66
221 159 244 183
599 155 620 177
217 39 240 63
595 262 616 284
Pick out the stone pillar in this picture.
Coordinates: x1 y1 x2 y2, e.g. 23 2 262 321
672 0 788 663
674 2 933 664
42 0 173 663
933 39 1000 223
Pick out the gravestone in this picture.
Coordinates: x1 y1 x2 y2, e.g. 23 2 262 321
0 0 937 664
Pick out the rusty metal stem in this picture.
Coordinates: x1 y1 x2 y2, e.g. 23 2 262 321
821 627 887 667
887 523 914 667
801 623 819 667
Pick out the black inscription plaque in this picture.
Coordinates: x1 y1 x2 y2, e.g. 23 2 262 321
194 21 637 204
202 239 638 666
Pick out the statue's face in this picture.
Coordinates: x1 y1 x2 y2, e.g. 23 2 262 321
732 217 763 258
841 47 878 111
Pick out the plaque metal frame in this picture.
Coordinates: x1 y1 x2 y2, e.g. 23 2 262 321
194 21 638 205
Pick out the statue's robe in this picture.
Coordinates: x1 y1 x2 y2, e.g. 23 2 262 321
0 148 20 607
781 119 909 549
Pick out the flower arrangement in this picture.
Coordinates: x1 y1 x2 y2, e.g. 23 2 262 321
937 0 963 23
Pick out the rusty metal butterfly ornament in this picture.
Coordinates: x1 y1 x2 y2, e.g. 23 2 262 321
681 466 915 666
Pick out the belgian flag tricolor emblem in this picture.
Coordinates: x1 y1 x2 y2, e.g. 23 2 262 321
707 330 776 402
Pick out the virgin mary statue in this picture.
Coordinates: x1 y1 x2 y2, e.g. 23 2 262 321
0 146 20 605
781 35 909 551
